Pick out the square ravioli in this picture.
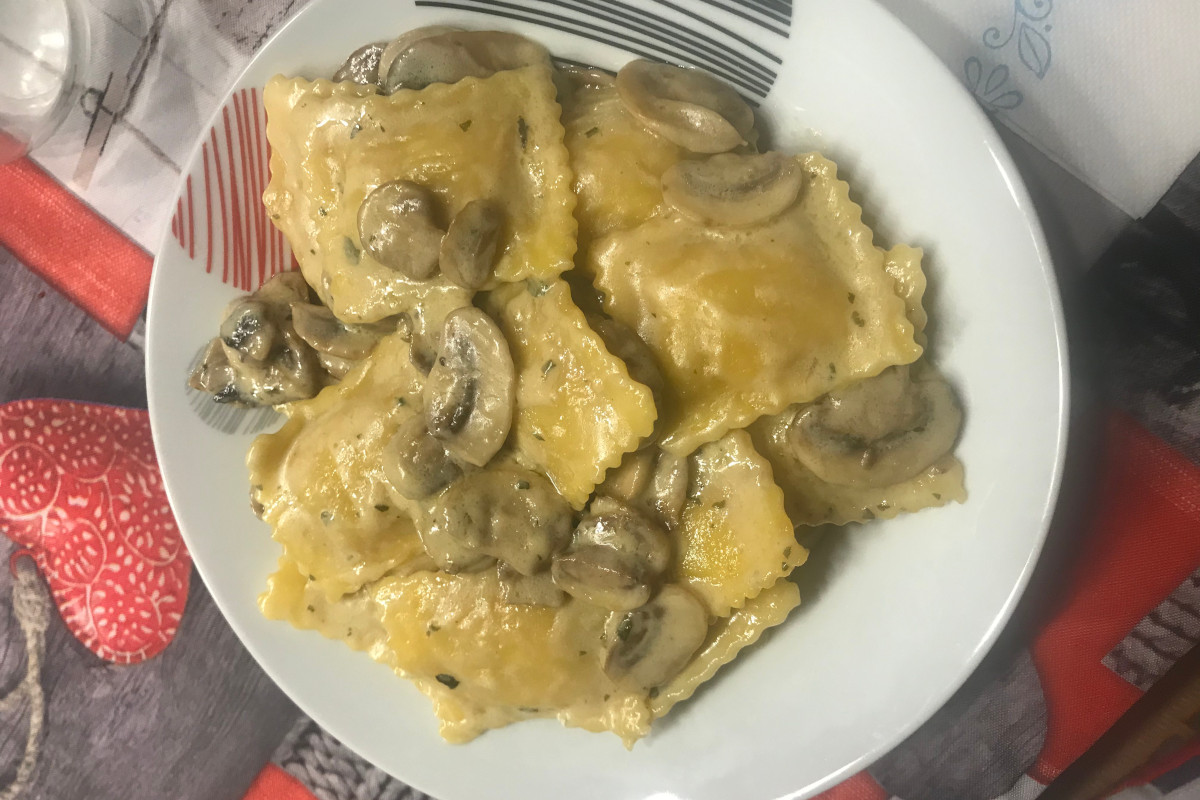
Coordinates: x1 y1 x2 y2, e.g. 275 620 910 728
674 430 807 617
483 280 657 508
247 332 432 600
263 65 577 323
589 153 923 455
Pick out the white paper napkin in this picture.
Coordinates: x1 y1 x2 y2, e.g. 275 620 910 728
877 0 1200 218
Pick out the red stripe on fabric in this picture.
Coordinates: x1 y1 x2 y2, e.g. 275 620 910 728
811 772 889 800
210 129 230 284
175 196 185 249
171 215 178 239
1030 411 1200 782
0 157 152 339
186 174 195 260
240 764 317 800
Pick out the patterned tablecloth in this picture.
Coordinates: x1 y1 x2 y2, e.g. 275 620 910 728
3 2 1200 799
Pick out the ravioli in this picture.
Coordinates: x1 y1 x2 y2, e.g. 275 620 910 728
675 430 806 617
651 578 801 718
590 154 923 455
263 65 577 323
560 71 685 251
375 568 652 745
247 332 431 599
748 413 967 527
885 244 929 339
260 556 390 657
483 280 657 508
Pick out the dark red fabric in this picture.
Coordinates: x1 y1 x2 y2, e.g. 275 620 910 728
1030 411 1200 783
0 157 152 339
811 772 889 800
241 764 316 800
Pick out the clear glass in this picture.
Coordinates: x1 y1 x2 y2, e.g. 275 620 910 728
0 0 90 163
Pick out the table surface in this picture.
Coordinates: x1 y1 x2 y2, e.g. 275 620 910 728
2 2 1200 799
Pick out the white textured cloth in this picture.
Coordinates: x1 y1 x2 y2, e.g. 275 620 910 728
877 0 1200 218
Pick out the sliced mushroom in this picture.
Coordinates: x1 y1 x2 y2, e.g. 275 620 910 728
332 42 387 85
551 496 670 611
380 30 551 94
382 416 462 500
642 450 688 529
587 315 665 441
290 302 385 360
603 585 709 691
377 26 463 88
418 513 496 575
423 308 515 467
255 270 312 307
596 448 656 503
787 364 963 488
425 467 573 575
357 180 444 280
497 562 565 607
440 200 504 291
317 352 356 380
219 298 275 361
662 152 803 227
615 59 756 154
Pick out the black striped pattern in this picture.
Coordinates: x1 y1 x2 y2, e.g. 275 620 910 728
415 0 788 102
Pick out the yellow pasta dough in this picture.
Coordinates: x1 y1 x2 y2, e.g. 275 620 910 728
560 72 685 251
675 430 807 617
247 332 431 599
589 153 923 455
375 568 652 745
483 280 657 508
263 65 577 323
651 578 801 718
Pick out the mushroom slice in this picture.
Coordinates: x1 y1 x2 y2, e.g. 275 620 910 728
603 585 709 691
219 298 275 361
317 352 356 380
586 315 665 441
255 270 312 307
380 30 551 94
787 364 963 488
425 467 573 575
290 302 384 360
615 59 755 154
440 199 504 291
377 26 463 88
497 563 565 607
333 42 387 85
662 152 803 227
382 416 462 500
642 450 688 529
357 180 444 280
424 307 515 467
551 496 671 611
597 448 656 503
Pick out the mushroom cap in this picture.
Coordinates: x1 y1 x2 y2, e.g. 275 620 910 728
662 152 803 227
380 29 551 94
332 42 387 85
615 59 756 154
357 180 445 280
423 307 515 467
603 584 709 691
382 415 462 500
788 365 964 488
290 302 384 360
439 199 504 291
425 467 574 575
377 26 463 90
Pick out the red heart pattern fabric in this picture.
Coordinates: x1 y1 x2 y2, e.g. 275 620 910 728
0 399 190 663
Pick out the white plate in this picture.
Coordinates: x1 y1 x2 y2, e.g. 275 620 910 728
145 1 1068 797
